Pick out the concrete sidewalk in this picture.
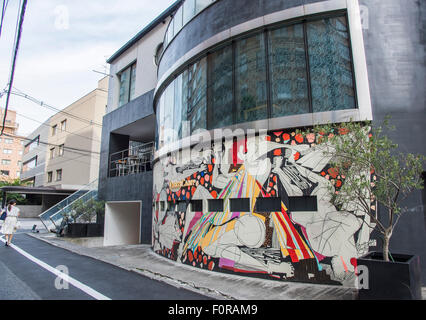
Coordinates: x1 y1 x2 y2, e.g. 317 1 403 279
26 231 359 300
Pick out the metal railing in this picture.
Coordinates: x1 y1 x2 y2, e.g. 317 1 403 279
109 142 154 177
49 188 98 229
38 179 98 231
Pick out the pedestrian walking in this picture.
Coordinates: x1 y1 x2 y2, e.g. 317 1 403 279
1 199 20 246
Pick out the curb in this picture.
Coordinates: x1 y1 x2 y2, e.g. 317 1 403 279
25 232 230 300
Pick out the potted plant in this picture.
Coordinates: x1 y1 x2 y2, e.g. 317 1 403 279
312 119 424 300
67 199 88 237
86 199 105 237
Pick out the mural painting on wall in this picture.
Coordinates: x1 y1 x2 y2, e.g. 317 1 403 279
152 129 375 286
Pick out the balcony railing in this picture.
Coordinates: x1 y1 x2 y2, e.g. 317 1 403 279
109 142 154 177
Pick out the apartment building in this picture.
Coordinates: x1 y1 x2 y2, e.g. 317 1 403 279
0 108 24 182
44 77 108 189
21 120 49 187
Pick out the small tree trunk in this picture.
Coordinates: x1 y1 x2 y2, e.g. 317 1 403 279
383 234 390 262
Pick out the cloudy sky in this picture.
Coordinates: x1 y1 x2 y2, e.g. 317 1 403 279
0 0 175 136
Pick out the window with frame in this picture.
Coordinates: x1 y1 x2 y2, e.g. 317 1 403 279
3 149 12 154
60 120 67 132
58 144 64 156
50 148 55 159
208 199 224 212
56 169 62 181
230 198 251 212
190 200 203 212
52 125 57 136
22 157 37 172
4 138 13 144
47 171 53 183
1 159 11 165
1 170 9 176
255 197 282 212
118 62 137 107
156 14 358 151
24 136 40 154
288 196 318 212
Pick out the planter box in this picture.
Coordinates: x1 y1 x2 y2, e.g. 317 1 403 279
357 251 422 300
86 223 104 237
66 223 104 237
67 223 88 238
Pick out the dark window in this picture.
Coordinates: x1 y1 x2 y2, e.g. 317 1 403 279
184 59 207 133
208 199 224 212
306 16 355 112
235 33 267 124
255 197 282 212
268 23 309 117
56 169 62 181
208 44 233 129
177 201 188 212
167 202 176 211
190 200 203 212
118 62 137 107
155 14 357 150
288 196 317 212
230 198 250 212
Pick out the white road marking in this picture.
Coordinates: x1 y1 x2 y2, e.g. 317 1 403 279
0 236 111 300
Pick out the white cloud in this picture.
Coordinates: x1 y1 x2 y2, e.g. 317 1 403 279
0 0 176 136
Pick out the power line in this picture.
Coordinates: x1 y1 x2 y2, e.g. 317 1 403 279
4 132 100 156
20 152 101 184
26 152 100 172
0 0 9 38
8 88 103 127
1 0 27 136
11 108 102 144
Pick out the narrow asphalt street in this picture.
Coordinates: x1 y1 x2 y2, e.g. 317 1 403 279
0 231 211 300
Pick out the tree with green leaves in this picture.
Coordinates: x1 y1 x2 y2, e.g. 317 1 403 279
311 119 425 262
70 198 105 223
0 178 31 205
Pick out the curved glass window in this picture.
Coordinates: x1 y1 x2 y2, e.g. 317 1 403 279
156 94 165 149
207 44 233 129
174 74 184 139
235 33 267 124
156 14 357 150
185 59 207 133
163 81 175 144
307 16 355 112
164 0 218 49
268 23 309 117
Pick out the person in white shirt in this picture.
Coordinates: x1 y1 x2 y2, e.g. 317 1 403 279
1 199 20 246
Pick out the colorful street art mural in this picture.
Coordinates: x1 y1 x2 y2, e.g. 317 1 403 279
152 129 374 286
